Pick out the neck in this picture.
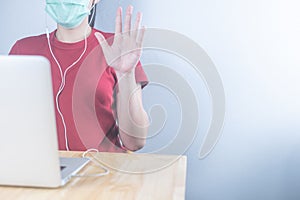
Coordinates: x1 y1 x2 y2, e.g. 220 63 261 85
56 18 92 43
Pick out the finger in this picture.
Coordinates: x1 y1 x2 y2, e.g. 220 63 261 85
124 5 133 35
95 32 110 52
132 12 142 39
137 26 146 48
115 7 122 35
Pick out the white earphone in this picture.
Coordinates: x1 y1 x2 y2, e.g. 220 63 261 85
46 4 96 151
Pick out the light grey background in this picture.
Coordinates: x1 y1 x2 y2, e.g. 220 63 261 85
1 0 300 199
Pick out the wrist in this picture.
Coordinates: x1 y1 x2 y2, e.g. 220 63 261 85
115 68 139 96
115 68 135 80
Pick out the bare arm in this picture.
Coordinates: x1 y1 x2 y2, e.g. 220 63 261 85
115 71 149 151
95 5 149 151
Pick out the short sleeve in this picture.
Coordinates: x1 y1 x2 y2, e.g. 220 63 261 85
135 61 148 89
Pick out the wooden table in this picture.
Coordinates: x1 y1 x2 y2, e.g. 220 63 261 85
0 151 187 200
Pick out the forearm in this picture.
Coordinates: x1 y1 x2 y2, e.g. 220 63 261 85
116 70 149 151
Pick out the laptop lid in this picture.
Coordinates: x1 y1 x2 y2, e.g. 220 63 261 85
0 55 62 187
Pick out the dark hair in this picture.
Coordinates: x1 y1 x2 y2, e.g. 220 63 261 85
88 4 97 28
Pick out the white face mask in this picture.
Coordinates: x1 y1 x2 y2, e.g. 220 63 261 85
45 0 91 29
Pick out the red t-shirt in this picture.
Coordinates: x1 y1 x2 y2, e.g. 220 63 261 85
9 28 148 152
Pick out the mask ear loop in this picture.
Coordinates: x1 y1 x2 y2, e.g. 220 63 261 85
88 3 97 27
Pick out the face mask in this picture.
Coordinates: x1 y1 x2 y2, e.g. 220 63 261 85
46 0 91 29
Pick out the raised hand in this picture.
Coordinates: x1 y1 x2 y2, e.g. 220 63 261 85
95 5 145 74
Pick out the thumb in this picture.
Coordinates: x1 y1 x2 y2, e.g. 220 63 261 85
95 32 109 51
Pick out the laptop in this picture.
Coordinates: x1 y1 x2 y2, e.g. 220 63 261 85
0 55 89 188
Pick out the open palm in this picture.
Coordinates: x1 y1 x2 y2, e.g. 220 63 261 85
95 6 145 73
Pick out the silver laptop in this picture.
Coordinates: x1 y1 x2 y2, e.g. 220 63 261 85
0 55 89 188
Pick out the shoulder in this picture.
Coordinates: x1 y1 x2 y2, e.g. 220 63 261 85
17 33 47 45
93 28 115 45
9 34 48 55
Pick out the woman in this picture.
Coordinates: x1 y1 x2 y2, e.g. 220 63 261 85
9 0 149 152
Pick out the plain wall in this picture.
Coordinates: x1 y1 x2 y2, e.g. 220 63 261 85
1 0 300 199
